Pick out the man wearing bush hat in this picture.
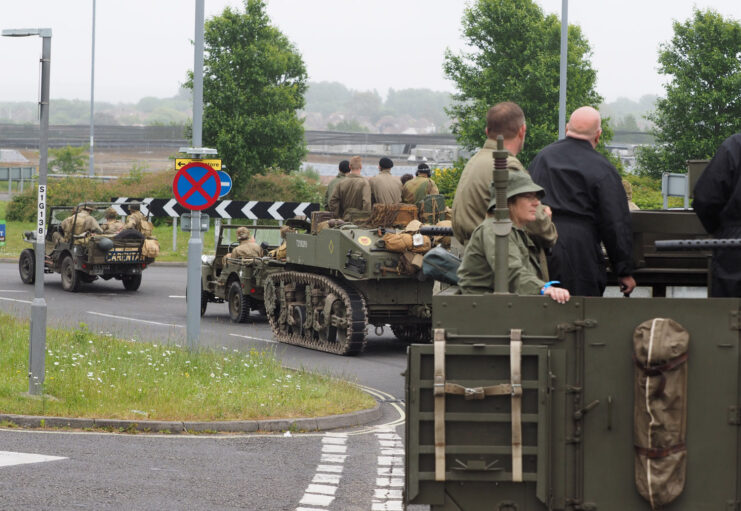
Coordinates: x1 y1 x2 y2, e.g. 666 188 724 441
226 226 263 260
58 204 102 242
101 207 125 235
402 163 440 204
369 156 403 205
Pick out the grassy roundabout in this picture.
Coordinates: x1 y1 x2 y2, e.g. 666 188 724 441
0 313 374 422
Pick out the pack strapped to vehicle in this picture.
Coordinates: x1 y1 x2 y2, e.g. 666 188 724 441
432 328 524 482
633 317 689 509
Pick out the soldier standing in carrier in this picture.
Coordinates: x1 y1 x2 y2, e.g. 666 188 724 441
369 157 403 205
402 163 439 204
328 155 371 220
225 226 263 260
529 106 635 297
324 160 350 209
693 132 741 297
101 207 124 234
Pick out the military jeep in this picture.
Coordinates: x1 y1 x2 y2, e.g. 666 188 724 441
200 224 285 322
18 202 156 292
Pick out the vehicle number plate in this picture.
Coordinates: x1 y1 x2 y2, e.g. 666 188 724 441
105 248 141 263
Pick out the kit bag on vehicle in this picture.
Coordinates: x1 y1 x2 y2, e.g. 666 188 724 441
140 219 154 237
633 317 689 509
422 246 461 285
142 238 160 258
415 194 446 224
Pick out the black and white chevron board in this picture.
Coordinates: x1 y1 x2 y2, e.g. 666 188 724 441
109 197 319 220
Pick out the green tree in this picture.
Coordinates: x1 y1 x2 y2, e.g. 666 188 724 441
637 9 741 178
326 119 369 132
189 0 308 190
48 145 88 174
443 0 605 166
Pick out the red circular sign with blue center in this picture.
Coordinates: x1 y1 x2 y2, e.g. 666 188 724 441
172 162 221 211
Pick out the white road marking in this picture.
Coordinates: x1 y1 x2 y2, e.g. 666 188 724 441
0 451 67 467
0 290 27 293
0 296 32 304
86 311 184 328
229 333 277 344
168 295 186 299
373 430 404 511
296 433 348 511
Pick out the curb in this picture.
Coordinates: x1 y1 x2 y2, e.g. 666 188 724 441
0 401 382 435
0 258 188 267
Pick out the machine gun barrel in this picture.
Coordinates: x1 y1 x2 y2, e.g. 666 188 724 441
655 238 741 251
419 226 454 237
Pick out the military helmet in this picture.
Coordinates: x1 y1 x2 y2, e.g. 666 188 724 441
128 201 141 211
487 171 544 210
236 226 250 241
104 207 118 219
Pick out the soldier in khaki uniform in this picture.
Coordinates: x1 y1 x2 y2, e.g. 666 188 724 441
324 160 350 209
402 163 439 204
124 202 146 231
101 207 125 234
452 102 557 253
58 205 103 242
457 171 570 304
369 157 403 205
328 155 371 220
226 227 263 260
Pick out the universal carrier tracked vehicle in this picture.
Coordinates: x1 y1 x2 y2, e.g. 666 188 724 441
263 215 436 355
18 202 156 292
405 142 739 510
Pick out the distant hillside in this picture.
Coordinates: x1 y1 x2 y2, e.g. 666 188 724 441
0 82 453 136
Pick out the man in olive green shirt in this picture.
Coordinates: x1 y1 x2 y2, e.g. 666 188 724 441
452 102 557 255
324 160 350 209
329 155 371 219
402 163 439 204
457 171 570 304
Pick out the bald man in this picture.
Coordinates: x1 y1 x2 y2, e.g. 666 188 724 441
529 106 635 297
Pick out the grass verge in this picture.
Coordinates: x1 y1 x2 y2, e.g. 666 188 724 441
0 313 375 421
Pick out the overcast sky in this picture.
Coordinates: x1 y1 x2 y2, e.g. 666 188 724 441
1 1 740 105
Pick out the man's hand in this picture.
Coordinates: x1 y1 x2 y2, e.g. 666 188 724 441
543 205 552 219
544 286 570 304
618 276 636 297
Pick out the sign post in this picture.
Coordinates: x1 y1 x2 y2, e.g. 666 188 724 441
173 151 220 350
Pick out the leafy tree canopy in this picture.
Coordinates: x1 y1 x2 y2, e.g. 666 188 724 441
49 145 88 174
189 0 308 190
637 8 741 178
443 0 605 166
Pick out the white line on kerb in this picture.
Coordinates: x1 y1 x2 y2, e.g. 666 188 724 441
229 333 277 344
0 290 27 293
0 296 32 304
168 295 186 299
86 311 184 328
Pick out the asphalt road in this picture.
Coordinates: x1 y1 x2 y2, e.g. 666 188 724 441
0 262 420 511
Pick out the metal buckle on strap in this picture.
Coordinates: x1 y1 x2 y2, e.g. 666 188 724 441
464 387 485 400
433 381 445 396
510 383 522 396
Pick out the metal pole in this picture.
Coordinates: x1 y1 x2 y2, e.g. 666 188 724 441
558 0 568 140
89 0 96 177
186 0 205 350
29 31 51 395
172 217 178 252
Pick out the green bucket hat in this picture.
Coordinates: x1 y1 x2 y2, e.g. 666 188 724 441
487 171 545 210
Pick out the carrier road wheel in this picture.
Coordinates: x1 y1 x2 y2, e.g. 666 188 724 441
19 249 35 284
122 274 142 291
228 281 250 323
60 255 81 292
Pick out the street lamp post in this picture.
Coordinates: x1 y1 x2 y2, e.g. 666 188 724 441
2 28 52 395
89 0 96 177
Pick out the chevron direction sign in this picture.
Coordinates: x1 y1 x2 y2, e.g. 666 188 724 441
110 197 319 220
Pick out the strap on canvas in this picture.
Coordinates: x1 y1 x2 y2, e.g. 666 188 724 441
433 328 446 481
510 329 523 482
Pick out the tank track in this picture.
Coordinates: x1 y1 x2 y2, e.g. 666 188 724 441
264 271 368 355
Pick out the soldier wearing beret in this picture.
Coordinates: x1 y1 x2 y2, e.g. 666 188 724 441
402 163 440 204
369 156 403 205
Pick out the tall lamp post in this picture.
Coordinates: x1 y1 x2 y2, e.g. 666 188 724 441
89 0 96 177
2 28 52 395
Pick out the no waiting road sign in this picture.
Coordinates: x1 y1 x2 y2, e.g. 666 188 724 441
173 162 221 211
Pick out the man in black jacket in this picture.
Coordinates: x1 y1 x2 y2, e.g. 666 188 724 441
529 106 636 297
693 133 741 297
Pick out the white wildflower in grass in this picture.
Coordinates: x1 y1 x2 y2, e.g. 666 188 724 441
185 361 190 364
88 340 93 344
54 362 59 366
210 373 215 378
127 351 132 355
